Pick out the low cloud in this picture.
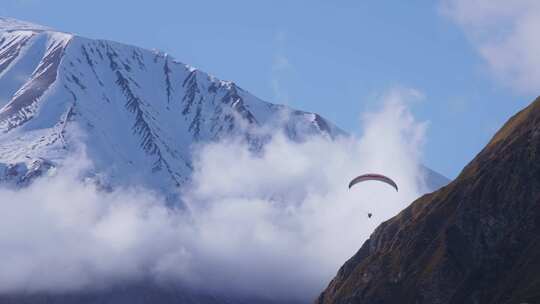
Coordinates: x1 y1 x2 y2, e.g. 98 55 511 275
441 0 540 93
0 88 429 301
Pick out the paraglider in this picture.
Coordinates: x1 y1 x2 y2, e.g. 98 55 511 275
348 173 398 192
348 173 398 219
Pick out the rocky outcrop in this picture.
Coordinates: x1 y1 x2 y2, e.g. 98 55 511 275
317 98 540 304
0 159 54 186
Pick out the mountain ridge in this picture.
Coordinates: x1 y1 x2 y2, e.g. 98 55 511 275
0 17 448 194
0 17 347 193
0 17 452 304
316 97 540 304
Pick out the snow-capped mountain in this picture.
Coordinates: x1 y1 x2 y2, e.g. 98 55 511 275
0 17 451 304
0 17 348 192
0 17 447 194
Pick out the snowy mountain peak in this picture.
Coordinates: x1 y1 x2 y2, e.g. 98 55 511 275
0 16 53 32
0 17 347 193
0 18 449 195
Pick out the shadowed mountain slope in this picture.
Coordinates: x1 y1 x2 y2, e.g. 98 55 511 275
317 97 540 304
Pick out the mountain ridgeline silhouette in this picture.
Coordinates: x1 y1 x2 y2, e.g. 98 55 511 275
317 98 540 304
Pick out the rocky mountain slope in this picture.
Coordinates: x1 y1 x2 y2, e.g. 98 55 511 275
316 98 540 304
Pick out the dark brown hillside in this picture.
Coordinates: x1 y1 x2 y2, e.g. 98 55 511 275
316 98 540 304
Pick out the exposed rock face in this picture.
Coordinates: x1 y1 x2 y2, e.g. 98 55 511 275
0 158 53 186
317 98 540 304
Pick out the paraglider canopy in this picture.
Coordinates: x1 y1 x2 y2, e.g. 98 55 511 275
348 173 398 192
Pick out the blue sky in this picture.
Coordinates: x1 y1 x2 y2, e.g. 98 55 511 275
1 0 537 178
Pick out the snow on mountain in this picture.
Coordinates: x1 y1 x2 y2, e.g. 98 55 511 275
0 18 451 304
0 18 449 196
0 17 52 32
0 18 349 193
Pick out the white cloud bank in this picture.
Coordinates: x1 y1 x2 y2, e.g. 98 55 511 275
442 0 540 93
0 89 428 301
